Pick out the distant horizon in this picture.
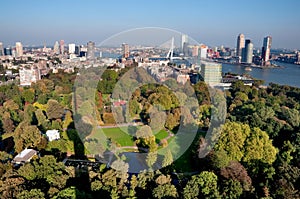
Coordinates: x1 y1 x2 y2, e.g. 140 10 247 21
1 1 300 49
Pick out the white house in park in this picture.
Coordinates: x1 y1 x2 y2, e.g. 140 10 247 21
46 130 60 141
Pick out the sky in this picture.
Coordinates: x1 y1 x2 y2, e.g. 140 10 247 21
1 0 300 49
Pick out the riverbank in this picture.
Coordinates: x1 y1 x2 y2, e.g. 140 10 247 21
222 62 300 88
216 61 284 69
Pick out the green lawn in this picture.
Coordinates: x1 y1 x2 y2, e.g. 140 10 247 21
154 130 169 143
102 127 135 146
88 126 172 147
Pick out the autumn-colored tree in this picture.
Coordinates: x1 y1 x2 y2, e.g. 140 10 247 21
46 99 64 120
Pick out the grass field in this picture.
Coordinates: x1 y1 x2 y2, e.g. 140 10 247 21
154 130 169 143
89 126 171 147
102 127 135 146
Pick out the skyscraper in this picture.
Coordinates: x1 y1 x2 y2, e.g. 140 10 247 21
75 45 80 55
69 43 76 54
0 42 4 56
200 61 222 85
181 34 188 52
60 40 65 54
122 43 129 58
4 47 12 56
262 36 272 65
87 41 95 60
191 45 199 57
199 45 208 60
15 42 23 57
242 39 253 64
236 34 245 58
54 41 60 54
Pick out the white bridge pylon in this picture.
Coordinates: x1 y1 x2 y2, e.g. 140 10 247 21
165 37 174 60
159 37 175 60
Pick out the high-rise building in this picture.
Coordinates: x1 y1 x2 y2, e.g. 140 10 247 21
54 41 60 54
87 41 95 60
19 67 41 86
15 42 23 57
200 61 222 85
68 43 76 54
0 42 4 56
236 34 245 58
4 47 12 56
199 45 208 60
60 40 65 54
122 43 129 58
261 36 272 65
242 39 253 64
75 45 80 55
191 45 199 57
181 34 188 52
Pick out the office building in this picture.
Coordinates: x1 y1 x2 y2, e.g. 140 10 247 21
4 47 12 56
75 45 80 55
181 34 188 52
242 39 253 64
15 42 23 57
53 41 60 54
87 41 95 60
19 67 41 86
236 34 245 58
262 36 272 65
60 40 65 54
68 43 76 54
0 42 4 56
200 61 222 85
122 43 129 58
199 45 208 60
191 45 199 57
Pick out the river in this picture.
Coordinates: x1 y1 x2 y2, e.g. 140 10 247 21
222 62 300 88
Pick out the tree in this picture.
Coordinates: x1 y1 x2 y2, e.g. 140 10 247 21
46 99 64 120
129 98 141 118
146 152 158 169
165 108 180 130
214 122 277 164
112 106 125 124
149 110 166 132
220 161 252 191
183 171 220 199
14 122 42 153
53 186 92 199
17 189 45 199
2 114 15 134
97 70 118 94
21 88 35 104
162 149 173 168
214 122 251 162
111 159 129 180
18 163 36 181
243 127 278 164
194 81 211 105
35 109 50 131
280 107 300 127
102 112 116 124
221 179 243 199
23 104 37 124
152 184 178 199
136 125 153 139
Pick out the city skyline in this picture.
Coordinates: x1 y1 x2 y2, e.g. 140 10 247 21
1 0 300 49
